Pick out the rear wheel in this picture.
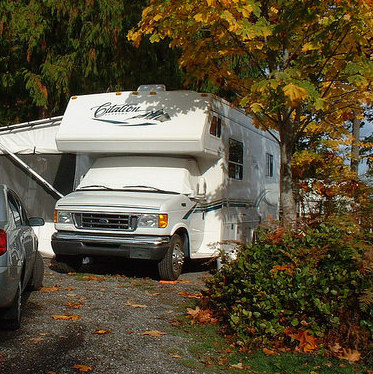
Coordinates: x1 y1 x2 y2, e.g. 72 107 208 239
0 280 22 330
26 251 44 291
158 234 185 280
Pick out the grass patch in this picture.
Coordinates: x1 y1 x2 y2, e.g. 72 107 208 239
170 304 372 374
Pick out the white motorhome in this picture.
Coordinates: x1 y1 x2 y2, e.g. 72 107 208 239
52 86 280 279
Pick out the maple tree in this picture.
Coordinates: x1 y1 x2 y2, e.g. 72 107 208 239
129 0 373 222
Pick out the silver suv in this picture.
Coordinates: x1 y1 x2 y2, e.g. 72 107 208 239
0 185 45 329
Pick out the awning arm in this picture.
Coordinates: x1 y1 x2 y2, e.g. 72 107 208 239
0 140 64 199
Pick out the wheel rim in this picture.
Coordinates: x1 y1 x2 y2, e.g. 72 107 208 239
172 242 184 273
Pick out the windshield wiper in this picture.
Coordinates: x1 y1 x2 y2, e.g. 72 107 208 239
77 184 113 190
121 185 178 194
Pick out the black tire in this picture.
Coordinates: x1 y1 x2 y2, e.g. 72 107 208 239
0 281 22 330
53 255 81 273
158 234 185 280
26 251 44 291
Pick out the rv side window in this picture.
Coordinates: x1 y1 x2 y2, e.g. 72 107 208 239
266 153 274 177
209 116 222 138
228 138 243 180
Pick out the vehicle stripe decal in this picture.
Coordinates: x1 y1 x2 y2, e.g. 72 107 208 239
185 199 257 217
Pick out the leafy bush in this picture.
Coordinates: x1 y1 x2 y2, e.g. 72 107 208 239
204 215 373 353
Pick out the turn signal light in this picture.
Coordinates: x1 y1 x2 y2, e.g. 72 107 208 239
159 214 168 228
0 230 7 255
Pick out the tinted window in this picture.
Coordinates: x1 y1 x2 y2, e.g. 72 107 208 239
228 139 243 180
266 153 274 177
8 195 22 227
8 192 29 226
209 116 222 138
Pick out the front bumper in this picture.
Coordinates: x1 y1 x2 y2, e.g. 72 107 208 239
51 231 170 261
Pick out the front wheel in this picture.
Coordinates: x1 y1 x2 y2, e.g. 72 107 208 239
158 234 185 281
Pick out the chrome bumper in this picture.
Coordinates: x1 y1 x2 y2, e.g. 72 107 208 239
51 232 170 260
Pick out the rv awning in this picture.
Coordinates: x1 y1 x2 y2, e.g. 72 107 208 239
0 117 62 154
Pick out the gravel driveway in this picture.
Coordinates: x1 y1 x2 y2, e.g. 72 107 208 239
0 257 214 374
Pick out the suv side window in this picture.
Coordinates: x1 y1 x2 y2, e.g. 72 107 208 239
8 195 22 228
16 196 29 226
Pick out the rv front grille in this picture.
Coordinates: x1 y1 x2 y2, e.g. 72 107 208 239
74 213 138 231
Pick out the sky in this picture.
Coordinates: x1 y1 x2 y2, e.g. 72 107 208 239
359 120 373 175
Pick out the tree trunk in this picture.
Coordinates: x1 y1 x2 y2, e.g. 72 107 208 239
279 134 297 225
351 114 360 175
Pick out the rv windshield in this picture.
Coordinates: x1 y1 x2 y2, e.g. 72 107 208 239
120 185 179 194
77 156 198 195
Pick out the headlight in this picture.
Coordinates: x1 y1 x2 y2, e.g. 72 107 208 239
54 210 74 224
138 214 168 228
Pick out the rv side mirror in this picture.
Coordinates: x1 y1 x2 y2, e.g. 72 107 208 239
197 177 207 196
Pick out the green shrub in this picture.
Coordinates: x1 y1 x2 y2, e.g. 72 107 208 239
205 215 373 352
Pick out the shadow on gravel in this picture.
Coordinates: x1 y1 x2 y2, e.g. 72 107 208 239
49 256 217 280
0 323 88 374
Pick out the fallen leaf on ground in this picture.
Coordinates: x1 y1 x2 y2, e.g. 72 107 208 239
147 292 160 296
263 348 276 355
73 364 93 372
330 342 343 354
160 280 179 284
125 301 148 308
230 362 244 370
285 328 318 352
218 357 229 365
170 354 182 358
186 306 218 325
337 348 361 362
219 348 232 354
30 338 44 342
93 329 111 335
40 287 60 292
142 330 167 337
201 360 213 366
51 314 81 321
66 301 84 309
178 291 202 299
82 275 105 281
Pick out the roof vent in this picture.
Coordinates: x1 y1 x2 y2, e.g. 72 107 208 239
137 84 166 92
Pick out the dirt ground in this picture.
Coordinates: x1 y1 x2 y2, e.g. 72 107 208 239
0 257 215 374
